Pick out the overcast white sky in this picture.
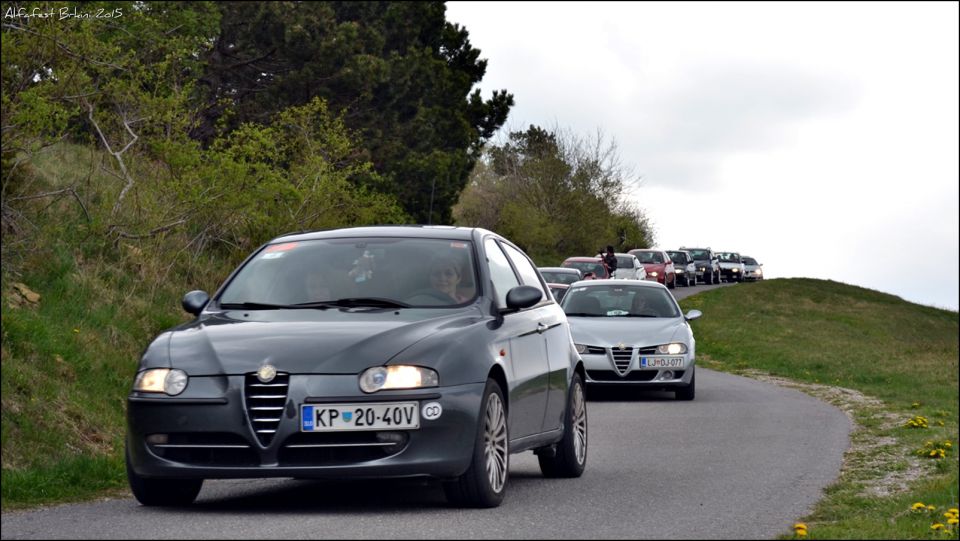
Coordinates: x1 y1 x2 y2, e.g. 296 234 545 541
447 1 959 311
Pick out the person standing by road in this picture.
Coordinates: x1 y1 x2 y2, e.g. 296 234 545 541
602 245 618 279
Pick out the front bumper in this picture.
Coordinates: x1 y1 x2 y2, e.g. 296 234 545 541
720 268 742 280
580 350 694 387
126 375 484 480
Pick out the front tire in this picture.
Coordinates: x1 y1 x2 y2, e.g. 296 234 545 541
126 445 203 506
444 379 509 508
675 370 696 401
538 373 587 478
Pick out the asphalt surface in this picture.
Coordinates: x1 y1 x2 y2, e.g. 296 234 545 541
1 279 851 540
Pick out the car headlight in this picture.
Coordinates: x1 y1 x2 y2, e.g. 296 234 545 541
732 268 739 273
675 269 683 274
359 365 439 393
756 268 762 275
698 267 705 272
575 343 588 354
649 271 658 277
656 343 688 355
133 368 188 396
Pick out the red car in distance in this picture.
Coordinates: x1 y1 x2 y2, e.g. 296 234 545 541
627 249 676 289
561 257 610 280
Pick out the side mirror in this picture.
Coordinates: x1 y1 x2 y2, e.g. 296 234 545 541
182 290 210 316
505 285 543 312
684 309 702 321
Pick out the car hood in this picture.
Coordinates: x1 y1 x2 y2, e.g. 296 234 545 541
166 308 481 376
641 263 667 272
718 262 742 269
567 316 686 349
743 264 760 271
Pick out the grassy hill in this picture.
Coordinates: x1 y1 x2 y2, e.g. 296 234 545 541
679 279 958 539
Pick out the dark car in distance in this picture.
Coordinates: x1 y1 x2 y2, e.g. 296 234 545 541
126 226 588 508
538 266 584 285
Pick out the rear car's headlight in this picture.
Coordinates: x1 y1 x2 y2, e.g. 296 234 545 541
732 268 739 272
656 343 688 355
359 365 439 393
575 343 588 354
649 271 658 277
133 368 188 396
756 268 762 275
675 269 683 274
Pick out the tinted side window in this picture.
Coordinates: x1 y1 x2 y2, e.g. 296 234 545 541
501 243 547 297
484 238 521 309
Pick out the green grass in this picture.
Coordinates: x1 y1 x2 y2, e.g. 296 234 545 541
681 278 959 539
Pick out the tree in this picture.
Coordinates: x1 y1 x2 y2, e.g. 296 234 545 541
453 125 654 265
193 1 513 224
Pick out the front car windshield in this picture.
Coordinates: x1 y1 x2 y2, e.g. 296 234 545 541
718 252 741 263
561 285 681 318
666 251 687 264
541 270 581 285
742 257 758 266
632 251 663 264
564 260 606 277
687 249 710 261
219 237 478 308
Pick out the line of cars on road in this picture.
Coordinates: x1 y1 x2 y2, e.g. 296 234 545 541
553 247 763 289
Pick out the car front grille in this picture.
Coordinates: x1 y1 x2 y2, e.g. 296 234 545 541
587 370 659 382
244 372 290 446
278 431 409 466
611 347 633 374
147 432 258 466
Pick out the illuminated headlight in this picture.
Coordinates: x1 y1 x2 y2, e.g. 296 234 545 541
359 365 439 393
698 267 705 272
133 368 188 396
656 343 688 355
675 269 684 274
756 268 762 275
575 344 588 354
649 271 658 277
732 268 739 273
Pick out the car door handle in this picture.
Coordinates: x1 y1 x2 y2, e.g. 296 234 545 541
536 323 549 334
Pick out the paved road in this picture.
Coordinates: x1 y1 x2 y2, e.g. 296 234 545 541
1 368 850 539
670 279 736 302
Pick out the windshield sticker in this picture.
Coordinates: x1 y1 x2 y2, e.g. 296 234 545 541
450 242 468 249
261 252 286 259
265 242 299 253
607 310 629 316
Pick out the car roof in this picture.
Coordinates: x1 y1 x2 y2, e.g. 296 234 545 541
538 267 580 273
271 225 486 243
546 282 570 289
564 256 602 261
568 278 666 289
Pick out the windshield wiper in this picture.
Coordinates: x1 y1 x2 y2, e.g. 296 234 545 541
565 312 601 317
293 297 411 309
625 314 659 318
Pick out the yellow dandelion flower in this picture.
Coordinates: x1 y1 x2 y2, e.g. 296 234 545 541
912 402 920 408
794 523 807 530
73 328 79 333
948 518 959 526
795 531 807 537
931 523 944 531
949 508 959 514
944 442 952 448
913 502 928 510
928 505 937 511
939 420 946 426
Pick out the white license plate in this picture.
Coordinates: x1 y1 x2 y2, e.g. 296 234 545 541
301 402 419 432
640 357 685 368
